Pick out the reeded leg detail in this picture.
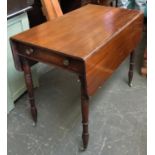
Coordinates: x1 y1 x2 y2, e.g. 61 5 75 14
81 95 89 150
22 58 37 124
128 50 135 87
79 76 89 150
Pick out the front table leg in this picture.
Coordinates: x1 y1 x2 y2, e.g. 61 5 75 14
128 50 135 87
79 75 89 150
22 57 37 124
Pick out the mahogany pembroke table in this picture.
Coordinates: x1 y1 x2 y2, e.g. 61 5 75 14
10 4 143 150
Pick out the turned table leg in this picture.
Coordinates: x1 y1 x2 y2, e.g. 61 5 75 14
115 0 118 7
128 50 135 87
79 75 89 150
22 57 37 124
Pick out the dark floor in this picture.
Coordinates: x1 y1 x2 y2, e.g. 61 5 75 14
7 33 147 155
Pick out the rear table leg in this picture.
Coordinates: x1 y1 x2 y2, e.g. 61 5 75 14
116 0 118 7
128 50 135 87
79 75 89 150
22 57 37 124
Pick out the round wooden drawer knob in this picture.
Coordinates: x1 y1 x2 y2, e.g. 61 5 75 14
25 48 34 55
63 59 70 66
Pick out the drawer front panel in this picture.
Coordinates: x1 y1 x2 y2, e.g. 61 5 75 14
17 44 84 74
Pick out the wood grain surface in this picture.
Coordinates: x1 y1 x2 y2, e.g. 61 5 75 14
41 0 63 20
10 4 143 149
11 4 143 95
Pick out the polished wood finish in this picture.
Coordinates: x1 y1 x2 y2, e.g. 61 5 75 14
17 43 85 74
41 0 63 20
141 48 147 76
11 5 143 62
128 50 135 87
22 57 37 124
79 75 89 149
11 5 143 149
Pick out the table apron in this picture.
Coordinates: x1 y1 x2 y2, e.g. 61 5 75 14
16 44 85 75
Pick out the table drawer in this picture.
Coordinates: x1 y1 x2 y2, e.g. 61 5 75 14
17 44 84 74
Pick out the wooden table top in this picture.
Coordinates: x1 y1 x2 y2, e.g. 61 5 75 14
12 4 143 60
